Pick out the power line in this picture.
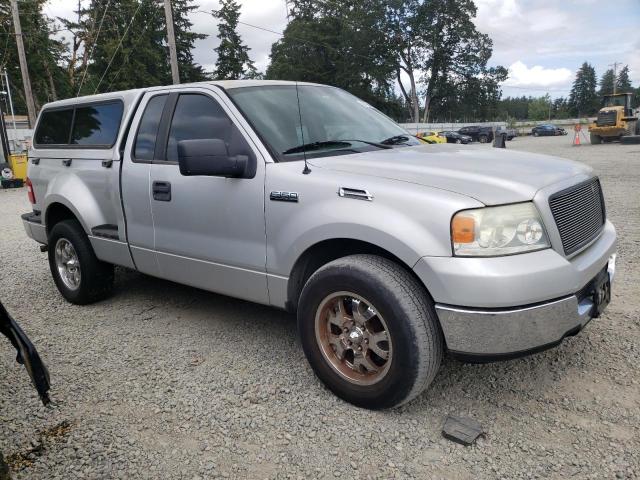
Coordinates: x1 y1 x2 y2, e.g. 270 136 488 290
93 0 146 94
76 0 111 97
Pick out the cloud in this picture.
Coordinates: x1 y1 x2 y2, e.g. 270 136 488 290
504 61 573 88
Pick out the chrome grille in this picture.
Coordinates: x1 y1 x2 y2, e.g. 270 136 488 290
549 178 606 255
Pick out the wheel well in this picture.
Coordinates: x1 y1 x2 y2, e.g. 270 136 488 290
45 203 78 235
286 239 423 313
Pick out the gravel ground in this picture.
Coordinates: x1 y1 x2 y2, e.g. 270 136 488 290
1 134 639 479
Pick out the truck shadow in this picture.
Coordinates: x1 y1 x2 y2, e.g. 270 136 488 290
110 267 591 414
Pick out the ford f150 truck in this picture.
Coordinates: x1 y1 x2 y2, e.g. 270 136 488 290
22 81 616 409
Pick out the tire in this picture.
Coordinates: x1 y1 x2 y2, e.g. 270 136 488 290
48 219 114 305
298 254 443 409
590 133 602 145
533 131 539 137
455 139 461 144
478 135 488 143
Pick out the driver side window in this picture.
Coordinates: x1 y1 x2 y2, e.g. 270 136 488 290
166 93 251 163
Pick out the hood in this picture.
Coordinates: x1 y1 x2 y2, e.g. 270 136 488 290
308 144 591 205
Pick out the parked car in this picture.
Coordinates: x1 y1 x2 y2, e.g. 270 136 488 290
457 125 494 143
23 81 616 409
416 131 446 144
495 126 517 140
438 130 472 144
531 124 567 136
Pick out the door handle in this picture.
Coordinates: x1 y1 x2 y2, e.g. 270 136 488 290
152 181 171 202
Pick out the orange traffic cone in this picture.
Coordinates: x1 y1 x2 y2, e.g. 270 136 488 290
573 131 581 146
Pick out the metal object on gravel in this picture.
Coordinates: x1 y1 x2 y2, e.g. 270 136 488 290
442 415 484 446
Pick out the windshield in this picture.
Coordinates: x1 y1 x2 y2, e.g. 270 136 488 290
603 95 629 108
227 85 419 161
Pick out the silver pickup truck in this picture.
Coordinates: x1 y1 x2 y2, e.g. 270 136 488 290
22 80 616 409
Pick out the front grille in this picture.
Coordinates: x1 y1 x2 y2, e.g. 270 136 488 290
596 110 616 127
549 177 606 255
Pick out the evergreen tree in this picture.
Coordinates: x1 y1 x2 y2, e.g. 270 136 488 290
213 0 257 80
598 69 615 97
170 0 207 82
616 65 632 93
0 0 71 114
568 62 598 116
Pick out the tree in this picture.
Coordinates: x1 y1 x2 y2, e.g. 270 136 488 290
598 68 615 97
616 65 632 93
267 0 398 115
528 94 551 121
213 0 258 80
568 62 598 116
0 0 71 114
171 0 207 82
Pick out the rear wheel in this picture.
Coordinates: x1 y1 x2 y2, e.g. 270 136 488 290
478 135 488 143
48 219 114 304
455 139 461 144
590 133 602 145
298 254 443 409
533 131 539 137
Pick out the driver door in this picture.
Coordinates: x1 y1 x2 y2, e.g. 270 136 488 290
149 86 269 304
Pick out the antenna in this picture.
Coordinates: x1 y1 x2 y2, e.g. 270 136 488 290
295 81 311 175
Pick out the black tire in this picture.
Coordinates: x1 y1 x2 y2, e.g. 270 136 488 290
47 219 114 305
455 138 461 144
478 135 488 143
533 131 539 137
298 254 443 409
590 133 602 145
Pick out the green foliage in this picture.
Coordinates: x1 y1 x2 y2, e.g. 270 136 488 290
172 0 208 83
598 69 615 97
0 0 71 114
527 94 551 121
213 0 257 80
616 65 632 93
568 62 598 116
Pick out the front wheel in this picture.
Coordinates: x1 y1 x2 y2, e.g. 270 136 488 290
298 255 443 409
48 219 114 305
455 139 462 144
478 135 488 143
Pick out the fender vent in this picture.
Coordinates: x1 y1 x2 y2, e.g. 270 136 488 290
338 187 373 201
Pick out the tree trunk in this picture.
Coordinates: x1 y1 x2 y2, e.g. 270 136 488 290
422 94 431 123
408 69 419 124
44 61 58 101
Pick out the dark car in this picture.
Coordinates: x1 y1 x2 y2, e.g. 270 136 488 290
439 130 472 144
531 124 567 136
457 125 494 143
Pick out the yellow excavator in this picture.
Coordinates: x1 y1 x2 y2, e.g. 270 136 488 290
589 93 639 144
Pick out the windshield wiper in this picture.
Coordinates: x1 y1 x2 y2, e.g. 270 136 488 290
282 139 392 155
380 134 412 146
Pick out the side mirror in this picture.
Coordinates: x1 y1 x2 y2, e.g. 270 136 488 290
177 139 250 178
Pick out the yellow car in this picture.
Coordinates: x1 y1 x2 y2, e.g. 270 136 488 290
416 131 447 144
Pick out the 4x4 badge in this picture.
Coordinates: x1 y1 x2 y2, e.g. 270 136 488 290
270 191 299 203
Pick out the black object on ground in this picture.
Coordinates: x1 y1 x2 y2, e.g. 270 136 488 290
0 300 50 405
442 415 484 446
621 135 640 145
1 179 23 189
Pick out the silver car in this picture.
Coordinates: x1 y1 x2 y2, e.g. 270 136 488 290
22 81 616 409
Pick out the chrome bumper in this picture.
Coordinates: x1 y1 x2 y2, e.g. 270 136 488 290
436 254 616 358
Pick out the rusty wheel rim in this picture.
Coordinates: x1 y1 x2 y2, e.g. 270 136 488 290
315 292 393 386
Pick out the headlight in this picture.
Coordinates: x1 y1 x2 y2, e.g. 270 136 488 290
451 203 550 256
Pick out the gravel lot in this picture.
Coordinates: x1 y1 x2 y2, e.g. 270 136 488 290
1 134 639 479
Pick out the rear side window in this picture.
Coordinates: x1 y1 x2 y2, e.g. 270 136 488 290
134 95 168 160
34 109 73 145
71 102 123 146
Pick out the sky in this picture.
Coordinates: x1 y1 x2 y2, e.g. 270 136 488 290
44 0 640 99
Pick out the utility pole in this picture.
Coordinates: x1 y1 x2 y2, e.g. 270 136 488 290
609 62 622 95
163 0 180 84
10 0 37 128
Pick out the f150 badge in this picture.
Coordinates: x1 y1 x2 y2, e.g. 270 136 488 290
270 191 299 202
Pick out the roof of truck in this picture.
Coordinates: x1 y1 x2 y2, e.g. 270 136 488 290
39 80 324 111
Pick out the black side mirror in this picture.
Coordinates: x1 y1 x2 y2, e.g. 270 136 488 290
177 139 250 178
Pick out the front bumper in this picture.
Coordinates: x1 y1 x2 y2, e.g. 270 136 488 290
435 255 615 359
414 220 617 359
